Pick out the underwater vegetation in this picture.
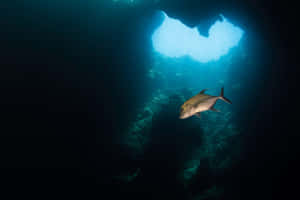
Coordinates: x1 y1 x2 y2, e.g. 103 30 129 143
119 87 241 198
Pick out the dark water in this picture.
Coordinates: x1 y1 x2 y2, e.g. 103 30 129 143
0 1 298 199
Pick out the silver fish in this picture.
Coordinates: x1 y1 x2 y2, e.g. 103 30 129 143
179 87 232 119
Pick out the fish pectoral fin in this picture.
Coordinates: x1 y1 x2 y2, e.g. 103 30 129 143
199 89 208 94
195 112 201 118
210 107 220 112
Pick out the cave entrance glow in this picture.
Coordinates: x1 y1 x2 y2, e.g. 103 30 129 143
152 11 244 63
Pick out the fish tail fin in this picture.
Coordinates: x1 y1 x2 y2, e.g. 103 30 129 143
219 87 232 104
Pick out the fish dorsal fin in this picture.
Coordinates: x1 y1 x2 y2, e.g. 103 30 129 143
199 89 208 94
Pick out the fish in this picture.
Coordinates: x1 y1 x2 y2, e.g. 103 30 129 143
179 87 232 119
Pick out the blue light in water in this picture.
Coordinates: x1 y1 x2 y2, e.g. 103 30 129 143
152 11 244 63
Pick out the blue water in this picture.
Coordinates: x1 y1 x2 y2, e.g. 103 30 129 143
152 11 244 63
3 1 290 200
118 6 253 199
